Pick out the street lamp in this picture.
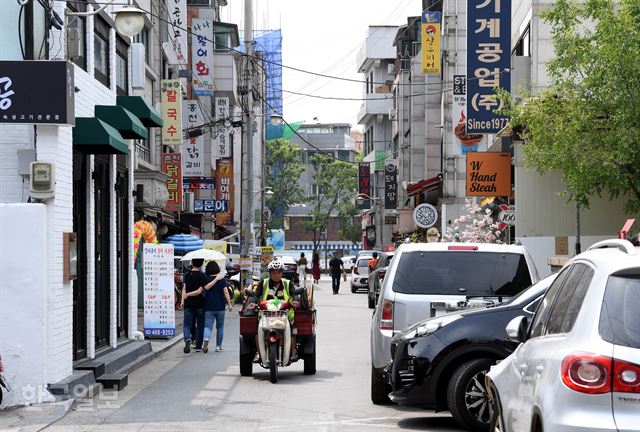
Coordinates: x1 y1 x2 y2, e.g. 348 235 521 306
62 0 145 37
269 112 284 126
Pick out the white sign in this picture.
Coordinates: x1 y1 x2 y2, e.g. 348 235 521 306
214 97 231 158
168 0 187 64
182 100 205 176
498 204 516 228
413 203 438 229
143 243 176 338
191 19 213 96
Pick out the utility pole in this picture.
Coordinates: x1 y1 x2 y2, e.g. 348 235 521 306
240 0 254 288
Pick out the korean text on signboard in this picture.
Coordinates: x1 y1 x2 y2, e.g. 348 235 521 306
0 61 75 125
169 0 187 63
182 176 215 190
191 19 213 96
358 162 371 210
182 100 205 176
161 80 182 145
452 75 486 154
421 12 441 74
384 163 398 209
194 199 229 213
215 158 234 225
143 243 176 338
466 0 511 133
466 152 511 196
162 153 183 211
214 97 231 158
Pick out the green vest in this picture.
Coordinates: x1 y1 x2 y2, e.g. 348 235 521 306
262 278 294 321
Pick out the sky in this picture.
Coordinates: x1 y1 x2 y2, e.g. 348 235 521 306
222 0 422 131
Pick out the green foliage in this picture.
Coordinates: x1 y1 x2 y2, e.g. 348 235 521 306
504 0 640 212
336 201 362 244
301 154 358 250
265 138 307 229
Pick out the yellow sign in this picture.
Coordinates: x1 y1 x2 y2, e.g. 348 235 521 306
421 12 441 74
205 241 227 255
161 79 182 145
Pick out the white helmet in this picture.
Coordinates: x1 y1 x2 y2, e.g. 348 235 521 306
268 260 285 272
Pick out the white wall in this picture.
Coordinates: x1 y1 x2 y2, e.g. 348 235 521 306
0 204 55 405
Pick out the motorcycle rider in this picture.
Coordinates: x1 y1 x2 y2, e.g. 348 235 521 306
254 260 300 360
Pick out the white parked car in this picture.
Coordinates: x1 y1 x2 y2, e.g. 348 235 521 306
342 255 356 273
351 256 372 293
487 239 640 432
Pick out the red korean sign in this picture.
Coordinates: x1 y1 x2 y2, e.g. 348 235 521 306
358 162 371 210
162 153 183 212
215 158 234 225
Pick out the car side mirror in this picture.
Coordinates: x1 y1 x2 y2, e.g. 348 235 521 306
506 316 528 343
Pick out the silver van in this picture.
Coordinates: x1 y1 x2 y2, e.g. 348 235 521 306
370 242 539 403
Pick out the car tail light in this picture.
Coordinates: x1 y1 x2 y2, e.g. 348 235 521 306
378 270 386 280
614 359 640 393
448 245 478 251
380 300 394 330
354 267 359 275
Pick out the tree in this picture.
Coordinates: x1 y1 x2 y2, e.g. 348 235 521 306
503 0 640 212
336 201 362 244
265 138 307 229
300 154 358 251
442 199 503 243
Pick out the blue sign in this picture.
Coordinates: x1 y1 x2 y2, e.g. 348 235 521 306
466 0 511 133
194 199 229 213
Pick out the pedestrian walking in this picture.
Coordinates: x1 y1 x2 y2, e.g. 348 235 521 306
202 262 233 353
328 254 345 294
297 252 308 286
311 252 321 285
181 259 209 353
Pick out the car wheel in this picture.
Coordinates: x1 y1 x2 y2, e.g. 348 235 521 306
489 390 505 432
371 365 391 405
447 358 495 431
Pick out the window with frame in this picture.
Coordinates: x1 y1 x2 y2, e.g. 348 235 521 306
133 27 150 64
529 266 570 338
115 36 128 96
513 25 531 57
66 1 87 68
545 264 593 335
135 139 151 163
94 16 111 88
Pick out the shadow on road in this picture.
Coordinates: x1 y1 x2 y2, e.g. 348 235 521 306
397 415 460 431
249 369 343 383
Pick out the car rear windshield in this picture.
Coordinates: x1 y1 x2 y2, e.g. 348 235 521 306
599 275 640 349
357 259 369 268
392 251 532 296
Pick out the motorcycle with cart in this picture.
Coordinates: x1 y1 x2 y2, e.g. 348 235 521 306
239 286 316 383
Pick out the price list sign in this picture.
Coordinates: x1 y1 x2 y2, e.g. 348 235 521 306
143 243 176 338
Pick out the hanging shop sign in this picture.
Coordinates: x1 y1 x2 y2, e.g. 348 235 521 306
191 19 213 96
161 152 182 211
215 158 234 225
413 203 438 229
421 12 441 74
168 0 187 64
0 61 74 125
466 152 511 196
384 216 398 225
161 79 182 145
358 162 371 210
497 204 516 230
182 176 215 190
143 243 176 338
384 163 398 209
466 0 511 133
214 97 231 158
194 199 229 213
182 100 205 176
452 75 486 154
365 226 377 248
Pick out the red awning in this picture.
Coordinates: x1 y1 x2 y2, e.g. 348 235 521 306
406 174 442 196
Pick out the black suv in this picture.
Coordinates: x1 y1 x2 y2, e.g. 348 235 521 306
385 274 554 431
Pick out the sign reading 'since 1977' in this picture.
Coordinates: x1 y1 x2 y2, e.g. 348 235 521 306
0 61 75 125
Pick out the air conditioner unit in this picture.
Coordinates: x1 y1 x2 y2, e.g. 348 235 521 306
183 191 195 213
131 43 145 90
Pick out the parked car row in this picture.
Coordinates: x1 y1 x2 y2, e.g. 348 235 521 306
374 239 640 432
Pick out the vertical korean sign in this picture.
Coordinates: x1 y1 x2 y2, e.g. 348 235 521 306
384 163 398 209
182 100 205 176
467 0 511 133
143 243 176 338
169 0 187 64
161 79 182 145
162 152 183 211
358 162 371 210
214 97 231 159
215 158 234 225
421 11 441 74
191 19 213 96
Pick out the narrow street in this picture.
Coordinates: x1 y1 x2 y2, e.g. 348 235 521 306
44 278 463 432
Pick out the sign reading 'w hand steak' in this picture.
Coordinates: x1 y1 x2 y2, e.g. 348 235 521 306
466 152 511 197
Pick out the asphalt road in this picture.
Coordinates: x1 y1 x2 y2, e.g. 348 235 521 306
45 278 466 432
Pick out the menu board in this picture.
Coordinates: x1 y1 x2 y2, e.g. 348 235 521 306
143 243 176 337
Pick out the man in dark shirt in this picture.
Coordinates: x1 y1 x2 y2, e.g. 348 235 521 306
329 254 344 294
181 259 208 353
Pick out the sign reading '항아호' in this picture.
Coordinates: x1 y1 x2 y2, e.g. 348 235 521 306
466 0 511 133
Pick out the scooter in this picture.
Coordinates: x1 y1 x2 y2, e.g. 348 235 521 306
0 354 11 405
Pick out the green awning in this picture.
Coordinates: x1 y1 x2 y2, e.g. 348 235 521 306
73 117 128 155
95 105 148 139
116 96 163 128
